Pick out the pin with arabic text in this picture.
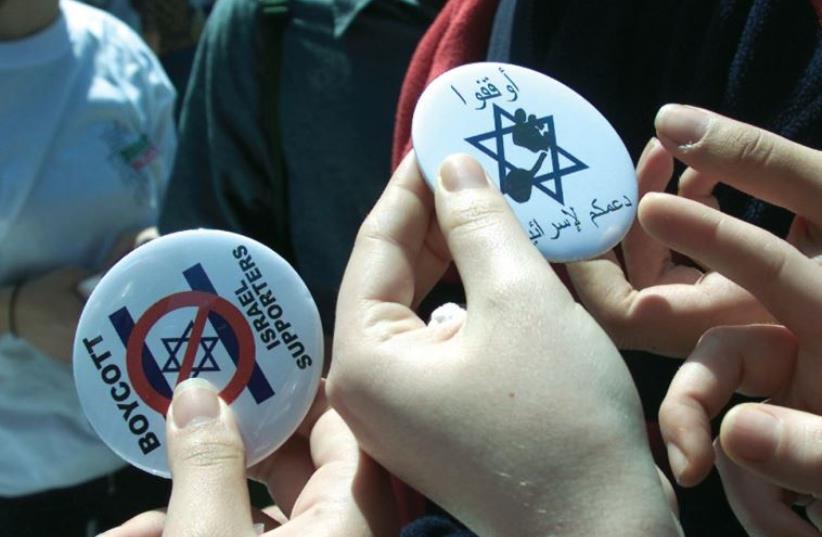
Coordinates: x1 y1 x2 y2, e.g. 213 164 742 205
412 62 637 262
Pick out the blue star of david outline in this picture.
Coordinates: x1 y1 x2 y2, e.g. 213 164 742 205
160 321 221 377
464 104 588 206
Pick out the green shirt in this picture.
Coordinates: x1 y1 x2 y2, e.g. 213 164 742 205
159 0 440 331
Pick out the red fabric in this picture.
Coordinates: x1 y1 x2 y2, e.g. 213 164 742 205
389 1 499 524
391 0 499 168
389 0 581 292
813 0 822 24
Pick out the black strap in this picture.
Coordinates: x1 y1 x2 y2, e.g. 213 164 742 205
258 0 294 261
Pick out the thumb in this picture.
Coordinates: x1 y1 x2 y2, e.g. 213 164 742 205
720 403 822 498
432 154 567 305
163 378 256 537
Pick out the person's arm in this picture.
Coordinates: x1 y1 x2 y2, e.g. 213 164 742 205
158 0 290 257
0 269 88 362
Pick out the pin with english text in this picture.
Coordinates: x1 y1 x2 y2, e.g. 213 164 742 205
412 62 637 262
73 229 323 477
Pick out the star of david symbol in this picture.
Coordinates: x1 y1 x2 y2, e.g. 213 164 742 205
160 321 221 377
464 104 588 206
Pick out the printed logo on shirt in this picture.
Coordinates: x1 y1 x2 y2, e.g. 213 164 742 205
102 122 160 202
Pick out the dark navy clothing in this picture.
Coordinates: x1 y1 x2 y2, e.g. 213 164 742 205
490 0 821 235
280 0 441 331
160 0 441 333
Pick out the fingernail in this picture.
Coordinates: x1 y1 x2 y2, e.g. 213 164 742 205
638 137 659 161
171 378 220 429
724 406 780 463
655 105 709 147
665 442 688 485
438 154 489 192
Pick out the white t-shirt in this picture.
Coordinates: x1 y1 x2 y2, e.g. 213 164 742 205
0 0 176 496
80 0 142 32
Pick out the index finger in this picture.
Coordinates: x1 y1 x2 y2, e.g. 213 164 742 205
335 152 435 340
639 193 822 342
656 105 822 227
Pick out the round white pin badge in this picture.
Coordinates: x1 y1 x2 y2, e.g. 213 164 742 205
412 62 637 262
73 229 323 477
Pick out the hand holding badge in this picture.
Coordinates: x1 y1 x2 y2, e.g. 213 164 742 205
73 229 323 476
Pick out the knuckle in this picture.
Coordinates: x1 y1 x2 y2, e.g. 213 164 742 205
477 266 542 310
599 304 632 338
729 126 776 170
324 374 346 411
657 399 678 428
356 184 427 251
326 348 374 413
658 398 694 431
326 348 363 404
695 325 731 349
443 194 508 240
777 421 822 474
356 214 396 249
178 434 244 470
692 325 744 364
753 242 790 284
596 291 641 341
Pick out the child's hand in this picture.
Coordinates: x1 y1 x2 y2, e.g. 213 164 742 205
649 118 822 535
329 152 680 537
566 106 822 358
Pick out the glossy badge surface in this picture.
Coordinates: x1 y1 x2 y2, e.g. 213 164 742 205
73 229 323 477
412 62 637 262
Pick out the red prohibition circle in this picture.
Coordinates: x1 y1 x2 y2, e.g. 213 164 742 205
126 291 256 416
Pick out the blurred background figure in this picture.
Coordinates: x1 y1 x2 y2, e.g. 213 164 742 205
81 0 216 116
80 0 142 30
0 0 176 534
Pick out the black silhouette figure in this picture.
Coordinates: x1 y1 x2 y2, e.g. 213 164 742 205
503 152 547 203
511 108 550 152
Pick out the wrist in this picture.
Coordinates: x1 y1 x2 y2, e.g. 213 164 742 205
555 465 681 537
488 455 681 537
467 405 680 537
